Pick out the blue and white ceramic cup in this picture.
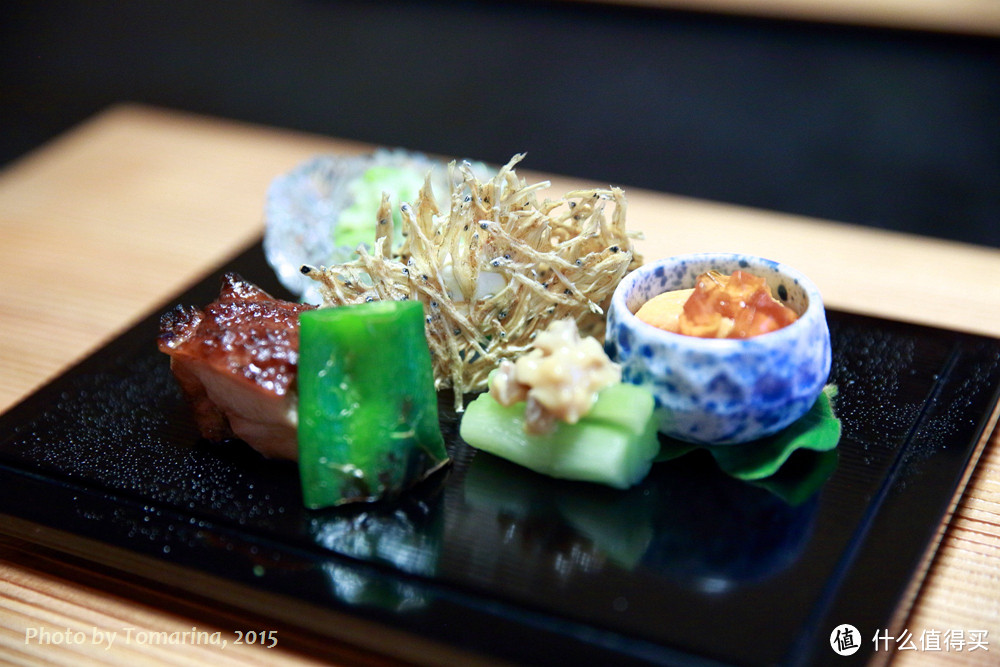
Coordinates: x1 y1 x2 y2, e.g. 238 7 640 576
605 253 831 445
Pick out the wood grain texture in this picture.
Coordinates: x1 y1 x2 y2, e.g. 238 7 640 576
0 104 997 664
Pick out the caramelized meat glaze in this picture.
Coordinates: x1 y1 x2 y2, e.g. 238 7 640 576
158 273 314 460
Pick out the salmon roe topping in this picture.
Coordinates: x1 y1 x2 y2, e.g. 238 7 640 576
636 270 799 339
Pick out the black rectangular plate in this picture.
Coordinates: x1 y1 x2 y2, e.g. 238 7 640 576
1 240 999 666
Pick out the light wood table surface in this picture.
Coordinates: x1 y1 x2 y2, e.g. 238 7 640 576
576 0 1000 36
1 104 998 664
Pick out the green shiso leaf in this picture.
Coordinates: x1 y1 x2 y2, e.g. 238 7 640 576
654 385 841 493
708 385 841 481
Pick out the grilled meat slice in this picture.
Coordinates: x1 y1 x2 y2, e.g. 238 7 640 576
158 273 315 460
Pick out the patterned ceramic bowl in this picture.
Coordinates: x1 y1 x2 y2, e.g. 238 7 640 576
605 253 831 445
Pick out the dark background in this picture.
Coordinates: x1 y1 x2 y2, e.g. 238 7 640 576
2 0 998 248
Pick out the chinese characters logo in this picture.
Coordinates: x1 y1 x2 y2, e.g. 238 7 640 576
830 624 861 656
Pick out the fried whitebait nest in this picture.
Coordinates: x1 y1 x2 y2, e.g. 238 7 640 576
302 154 642 409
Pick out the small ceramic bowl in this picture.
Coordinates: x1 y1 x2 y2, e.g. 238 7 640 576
263 149 493 304
605 253 831 445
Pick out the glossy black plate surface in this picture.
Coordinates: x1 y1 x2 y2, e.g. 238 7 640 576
1 241 999 666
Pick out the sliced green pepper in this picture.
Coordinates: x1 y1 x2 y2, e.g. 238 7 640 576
297 300 450 508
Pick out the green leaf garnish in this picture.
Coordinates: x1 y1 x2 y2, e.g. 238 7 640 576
709 385 841 481
654 385 842 498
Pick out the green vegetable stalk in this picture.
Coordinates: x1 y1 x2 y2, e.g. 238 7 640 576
460 383 660 490
297 300 450 508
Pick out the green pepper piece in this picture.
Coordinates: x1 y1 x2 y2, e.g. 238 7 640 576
297 300 449 508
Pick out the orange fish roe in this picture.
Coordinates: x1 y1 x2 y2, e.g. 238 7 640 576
635 270 799 339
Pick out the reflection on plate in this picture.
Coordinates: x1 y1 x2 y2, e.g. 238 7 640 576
458 449 823 591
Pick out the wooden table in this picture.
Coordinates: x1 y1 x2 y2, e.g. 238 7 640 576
584 0 1000 36
1 104 998 664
